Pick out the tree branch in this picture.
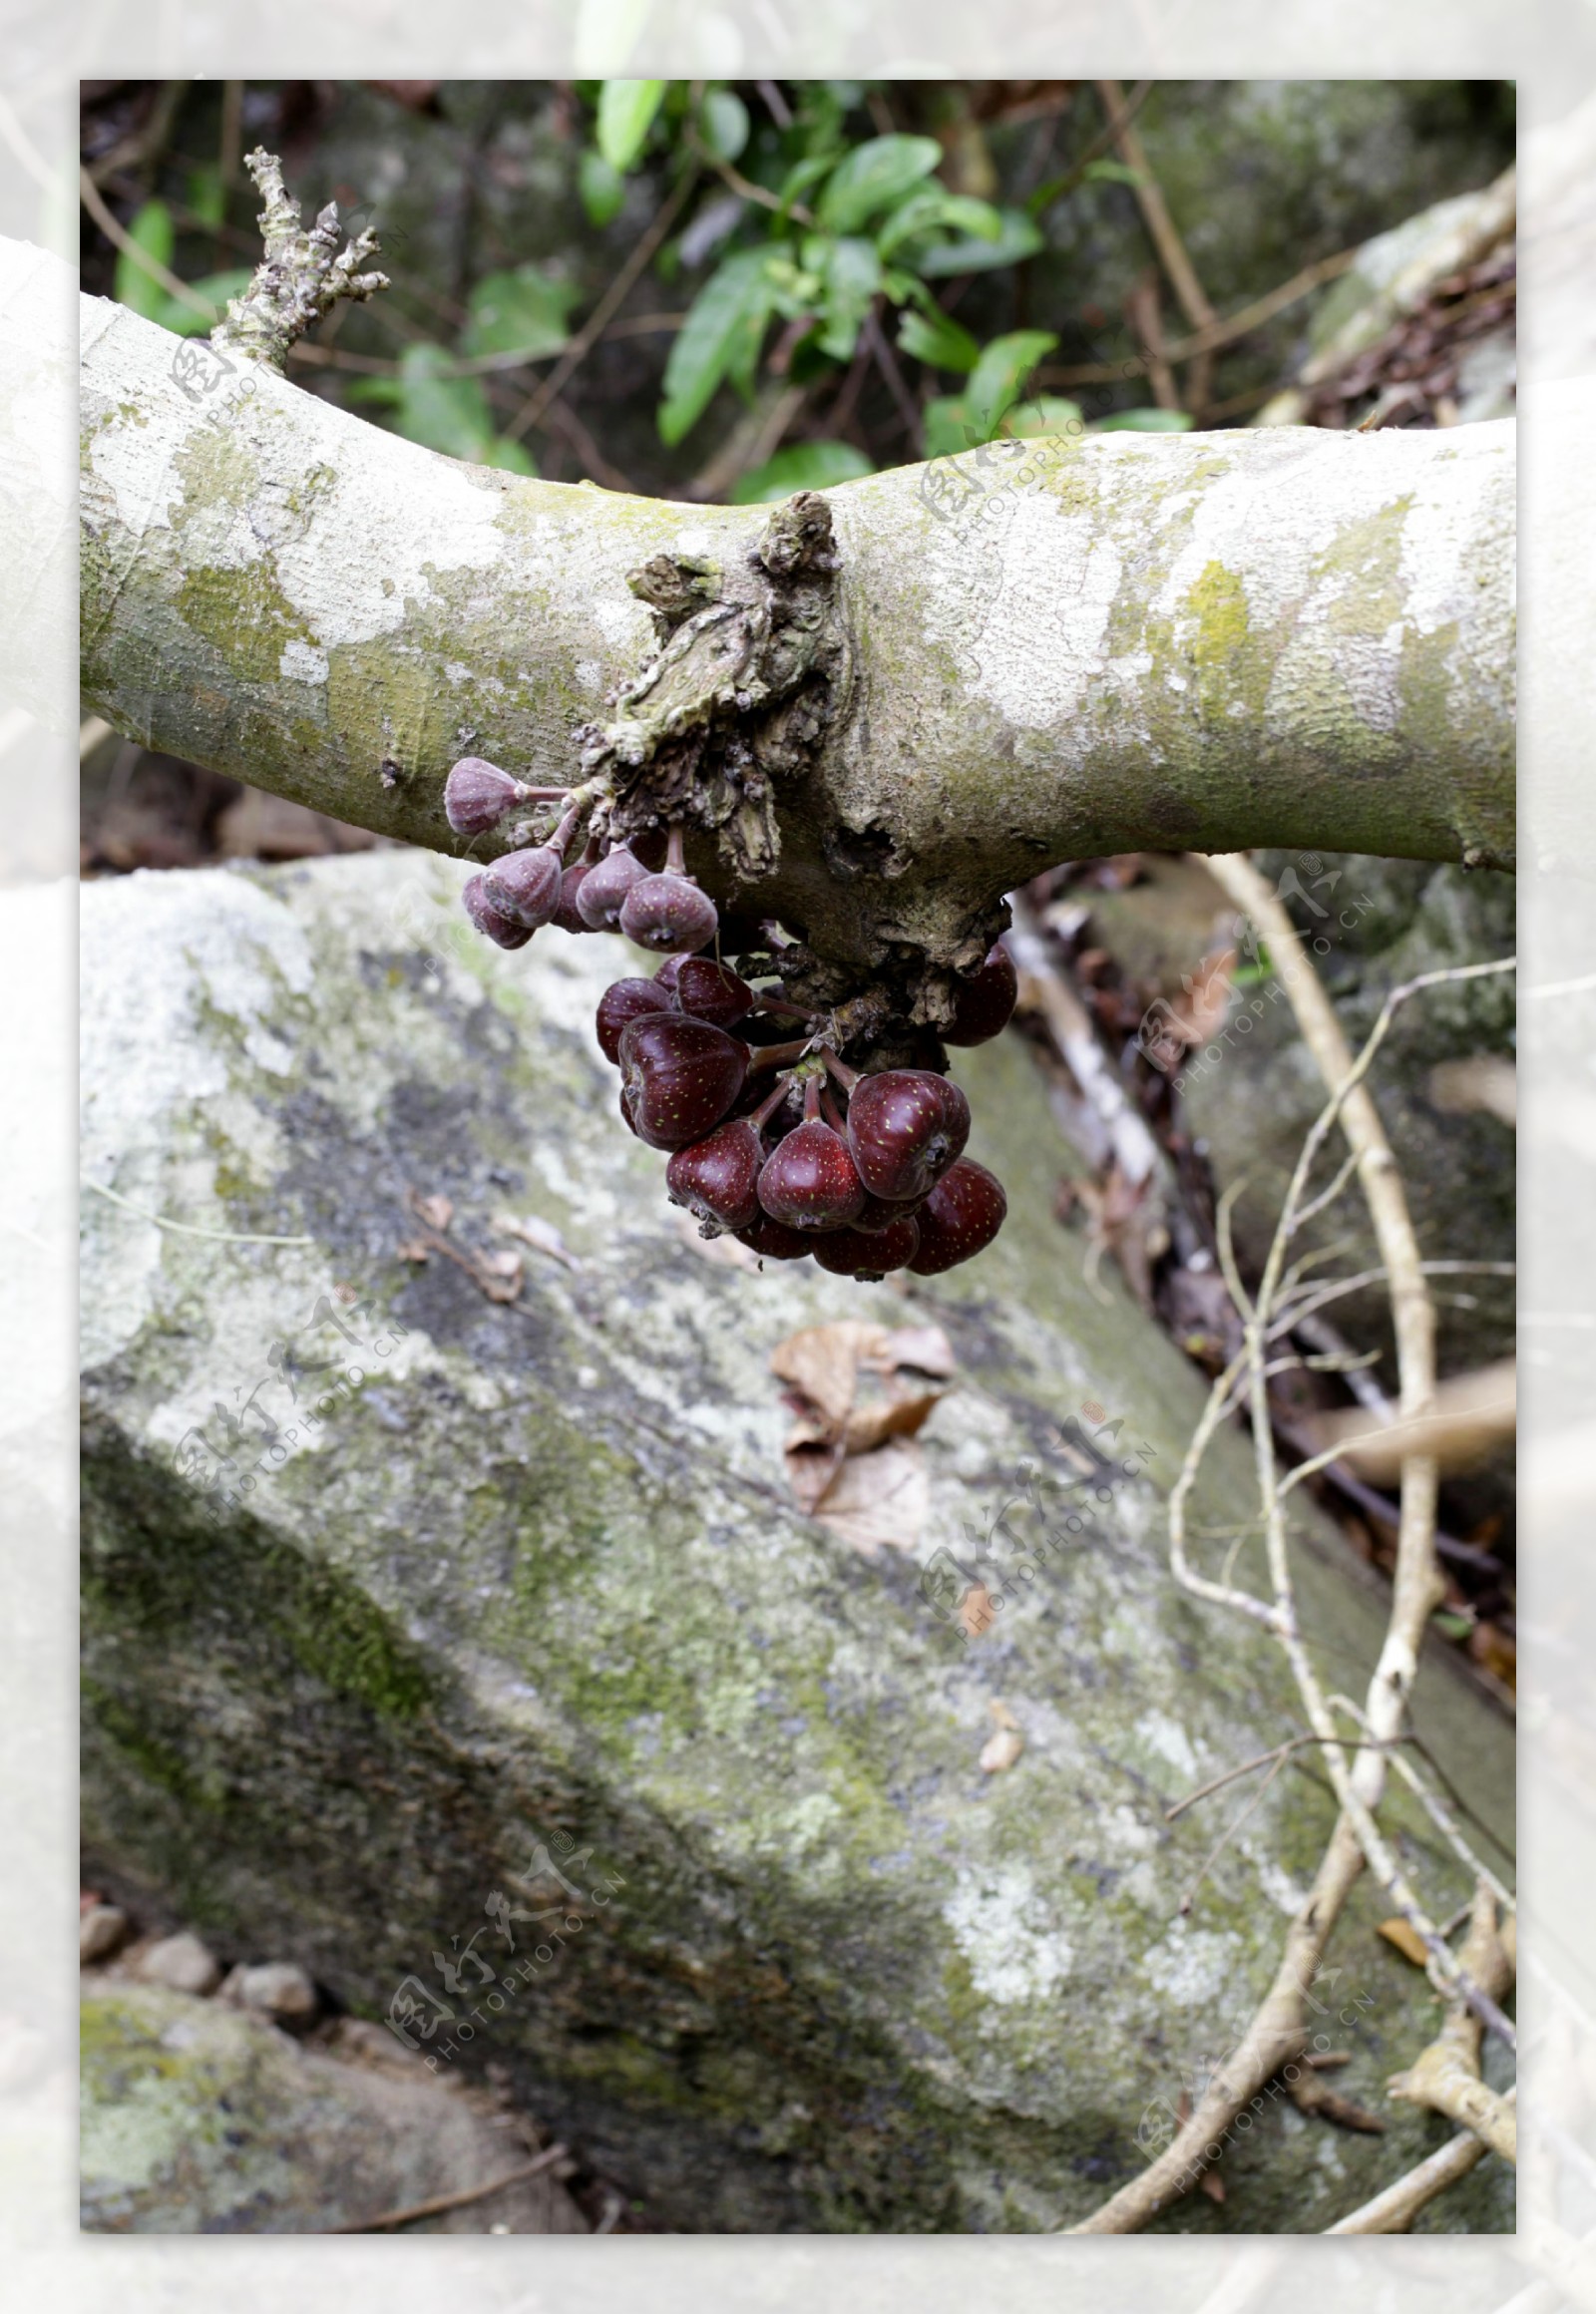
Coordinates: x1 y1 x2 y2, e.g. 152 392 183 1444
78 264 1514 984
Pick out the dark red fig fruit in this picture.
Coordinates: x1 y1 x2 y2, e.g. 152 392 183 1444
944 943 1018 1046
812 1215 921 1278
733 1212 813 1262
854 1185 931 1232
555 861 595 934
596 976 672 1065
758 1081 865 1231
907 1158 1007 1275
462 873 534 950
674 957 754 1029
619 871 719 956
845 1069 971 1202
665 1118 764 1232
653 956 685 994
616 1014 748 1150
483 844 563 930
444 757 521 837
577 846 648 932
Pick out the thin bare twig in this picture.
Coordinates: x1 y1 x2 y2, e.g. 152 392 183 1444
1387 1883 1517 2161
1094 78 1217 410
80 168 219 317
1325 2107 1507 2231
328 2142 570 2232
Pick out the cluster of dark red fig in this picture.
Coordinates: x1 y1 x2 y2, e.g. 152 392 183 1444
444 755 1014 1281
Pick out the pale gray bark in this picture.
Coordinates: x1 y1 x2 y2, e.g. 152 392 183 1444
81 289 1514 974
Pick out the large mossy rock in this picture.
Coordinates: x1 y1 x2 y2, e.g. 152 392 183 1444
80 853 1514 2233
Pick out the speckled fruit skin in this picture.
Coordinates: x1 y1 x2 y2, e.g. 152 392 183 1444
812 1215 921 1278
665 1119 764 1232
483 845 563 930
733 1212 813 1262
444 757 518 837
462 874 533 950
854 1185 931 1232
907 1158 1007 1275
554 863 594 934
757 1118 865 1232
943 943 1018 1047
846 1071 971 1202
619 873 719 956
576 847 647 932
673 958 754 1029
616 1015 748 1151
595 977 672 1066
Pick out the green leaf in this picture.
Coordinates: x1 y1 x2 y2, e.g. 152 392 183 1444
701 89 749 164
817 135 942 234
596 79 668 174
921 396 977 461
1088 407 1196 432
148 268 253 337
916 207 1044 276
113 199 177 319
373 344 500 461
464 265 578 360
965 329 1058 439
730 440 873 503
483 437 539 476
659 246 775 445
896 304 980 374
776 153 833 222
580 149 626 227
815 235 880 362
1082 158 1144 187
1000 393 1084 439
186 164 225 227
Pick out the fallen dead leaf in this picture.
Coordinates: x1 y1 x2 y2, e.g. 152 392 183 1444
397 1239 431 1264
959 1583 998 1641
1377 1917 1430 1968
811 1440 929 1558
494 1211 585 1272
865 1325 958 1380
979 1726 1024 1774
989 1700 1020 1732
478 1249 525 1305
770 1322 884 1431
413 1194 454 1234
842 1389 945 1456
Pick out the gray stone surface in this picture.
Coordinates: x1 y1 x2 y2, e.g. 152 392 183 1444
133 1932 222 1998
80 1905 128 1964
222 1962 318 2030
80 852 1514 2232
81 1980 585 2232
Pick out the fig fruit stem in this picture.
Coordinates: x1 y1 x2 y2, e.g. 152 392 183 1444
747 1036 812 1075
749 1079 794 1131
752 992 814 1024
665 822 686 877
819 1046 859 1092
547 806 584 861
820 1083 847 1134
802 1076 823 1124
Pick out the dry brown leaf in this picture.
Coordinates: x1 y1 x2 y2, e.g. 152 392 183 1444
989 1700 1020 1732
770 1322 886 1432
959 1583 998 1641
980 1727 1024 1774
842 1389 945 1456
413 1193 454 1234
1377 1917 1430 1968
812 1441 928 1557
478 1249 524 1305
866 1325 958 1380
397 1239 431 1264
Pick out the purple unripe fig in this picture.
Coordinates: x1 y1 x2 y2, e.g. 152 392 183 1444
943 943 1019 1047
653 956 685 994
812 1215 921 1278
483 844 563 930
462 873 534 950
444 757 521 837
555 861 595 934
673 957 754 1029
665 1118 765 1233
757 1081 865 1231
907 1158 1007 1275
845 1069 971 1203
576 846 648 932
616 1014 748 1151
596 976 672 1066
619 872 719 956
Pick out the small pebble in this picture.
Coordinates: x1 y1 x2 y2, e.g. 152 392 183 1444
79 1905 128 1965
224 1960 318 2029
135 1931 222 1997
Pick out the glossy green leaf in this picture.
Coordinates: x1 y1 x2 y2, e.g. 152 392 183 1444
659 246 775 444
596 79 668 174
186 165 225 227
1088 407 1196 432
730 440 874 503
964 329 1058 438
483 437 539 476
701 89 750 163
148 268 253 337
916 207 1044 276
896 305 980 374
816 135 942 234
380 345 500 460
815 236 880 362
1082 158 1144 187
580 149 626 227
464 265 578 360
1000 393 1084 440
113 200 177 319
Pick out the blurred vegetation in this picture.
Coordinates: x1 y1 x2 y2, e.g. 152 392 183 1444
80 77 1513 502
